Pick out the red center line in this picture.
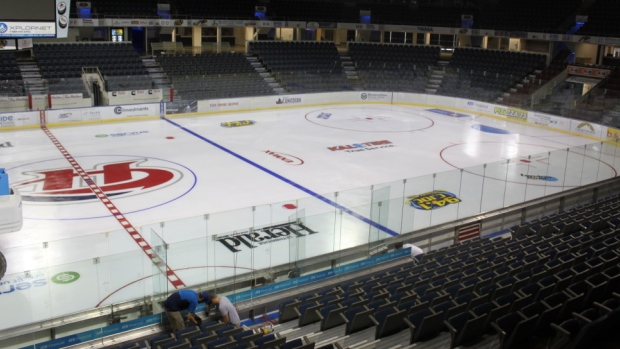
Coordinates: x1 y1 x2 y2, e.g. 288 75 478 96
41 126 185 289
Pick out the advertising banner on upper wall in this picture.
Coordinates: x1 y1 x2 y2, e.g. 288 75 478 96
0 22 56 38
567 65 610 78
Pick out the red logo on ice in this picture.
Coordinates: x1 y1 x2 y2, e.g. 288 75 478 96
15 160 175 202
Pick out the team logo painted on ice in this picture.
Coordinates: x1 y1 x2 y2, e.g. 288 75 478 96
8 156 196 219
14 160 177 203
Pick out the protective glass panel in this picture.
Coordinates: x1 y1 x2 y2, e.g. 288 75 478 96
430 169 462 226
480 160 509 212
369 185 390 247
402 173 436 233
0 264 52 329
546 148 571 196
151 228 169 297
457 164 485 219
503 157 528 207
209 207 254 286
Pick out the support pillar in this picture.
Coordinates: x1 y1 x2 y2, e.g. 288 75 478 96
192 26 202 53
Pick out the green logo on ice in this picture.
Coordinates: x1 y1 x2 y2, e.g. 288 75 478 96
51 271 80 284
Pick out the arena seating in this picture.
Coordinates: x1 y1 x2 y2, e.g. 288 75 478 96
97 191 620 349
439 48 546 102
560 67 620 125
248 41 351 93
34 42 154 92
0 52 24 97
347 43 440 93
8 2 620 349
156 52 275 100
503 50 571 108
268 193 620 348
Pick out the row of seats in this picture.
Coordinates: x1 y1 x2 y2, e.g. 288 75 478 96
248 41 350 93
0 52 23 88
113 319 316 349
438 48 546 102
33 43 154 89
274 193 620 347
157 52 275 100
347 43 437 94
105 191 620 349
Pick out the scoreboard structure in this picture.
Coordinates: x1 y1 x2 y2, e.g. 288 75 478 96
0 0 70 46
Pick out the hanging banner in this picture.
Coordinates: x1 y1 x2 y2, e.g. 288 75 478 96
567 65 611 78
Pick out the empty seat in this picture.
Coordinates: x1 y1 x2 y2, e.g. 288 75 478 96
492 312 539 349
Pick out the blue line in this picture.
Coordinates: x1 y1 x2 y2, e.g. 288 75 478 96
162 117 399 237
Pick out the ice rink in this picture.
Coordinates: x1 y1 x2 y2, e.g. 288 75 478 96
1 102 618 329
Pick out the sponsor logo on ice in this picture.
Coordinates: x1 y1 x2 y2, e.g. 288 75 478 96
95 131 149 138
51 271 80 284
221 120 255 128
406 190 461 210
328 140 393 152
0 271 47 295
216 222 318 253
521 174 558 182
263 150 304 165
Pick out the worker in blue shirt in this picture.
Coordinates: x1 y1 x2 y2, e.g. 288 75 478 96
164 290 210 331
